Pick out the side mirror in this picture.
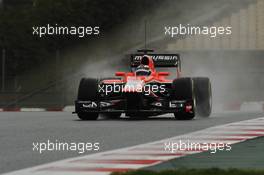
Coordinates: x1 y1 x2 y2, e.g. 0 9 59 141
158 72 170 76
115 72 126 76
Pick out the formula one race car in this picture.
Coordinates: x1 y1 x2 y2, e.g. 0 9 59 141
74 49 212 120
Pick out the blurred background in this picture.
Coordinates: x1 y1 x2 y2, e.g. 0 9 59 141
0 0 263 110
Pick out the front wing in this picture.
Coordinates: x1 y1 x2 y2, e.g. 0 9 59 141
74 98 194 114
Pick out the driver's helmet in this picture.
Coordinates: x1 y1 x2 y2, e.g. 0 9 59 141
141 55 149 65
135 55 151 76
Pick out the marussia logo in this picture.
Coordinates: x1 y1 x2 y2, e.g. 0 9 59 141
134 55 178 61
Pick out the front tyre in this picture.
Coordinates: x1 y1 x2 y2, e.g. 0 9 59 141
77 78 99 120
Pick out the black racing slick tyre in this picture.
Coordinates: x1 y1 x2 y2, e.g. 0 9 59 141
193 77 212 117
172 78 195 120
77 78 99 120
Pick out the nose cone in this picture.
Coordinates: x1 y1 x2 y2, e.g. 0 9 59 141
123 79 144 93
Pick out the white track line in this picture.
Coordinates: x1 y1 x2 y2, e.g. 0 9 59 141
4 117 264 175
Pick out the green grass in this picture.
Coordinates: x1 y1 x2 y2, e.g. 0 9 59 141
112 168 264 175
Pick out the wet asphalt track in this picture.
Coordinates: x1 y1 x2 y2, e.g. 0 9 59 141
0 111 263 174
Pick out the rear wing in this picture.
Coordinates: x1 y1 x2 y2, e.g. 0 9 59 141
130 54 181 69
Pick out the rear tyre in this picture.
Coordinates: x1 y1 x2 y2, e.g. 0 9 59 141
193 77 212 117
171 78 195 120
77 78 99 120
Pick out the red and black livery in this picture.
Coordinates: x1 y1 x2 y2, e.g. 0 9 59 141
74 49 212 120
